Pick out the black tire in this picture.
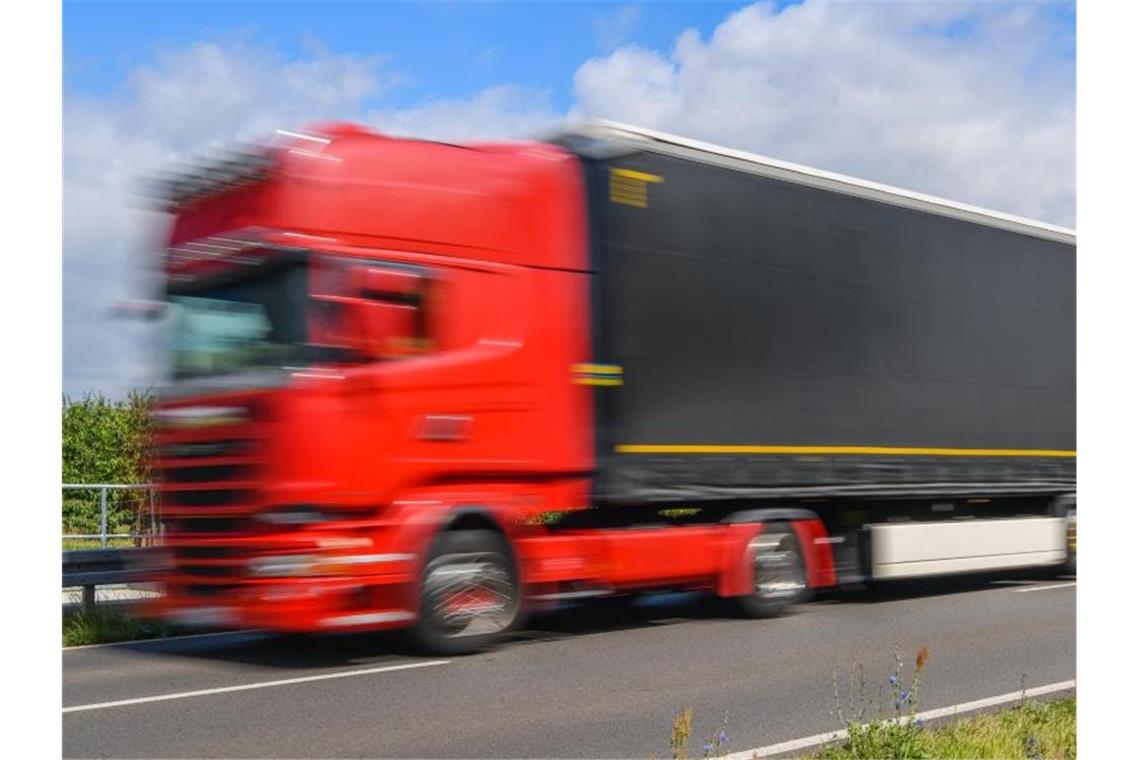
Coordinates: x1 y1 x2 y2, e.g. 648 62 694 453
734 524 810 618
408 530 521 655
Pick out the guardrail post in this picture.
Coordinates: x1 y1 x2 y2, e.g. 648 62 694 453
149 489 157 545
82 584 95 613
99 487 108 548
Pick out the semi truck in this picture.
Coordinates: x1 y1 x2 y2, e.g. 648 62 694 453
147 120 1075 654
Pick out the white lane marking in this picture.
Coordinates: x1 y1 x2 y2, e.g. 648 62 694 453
1011 582 1077 593
63 660 449 714
721 680 1075 759
63 629 267 651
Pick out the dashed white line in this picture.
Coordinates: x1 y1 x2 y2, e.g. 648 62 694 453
721 680 1076 759
63 660 450 714
1011 582 1077 593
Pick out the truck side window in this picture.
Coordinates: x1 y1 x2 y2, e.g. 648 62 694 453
309 256 435 360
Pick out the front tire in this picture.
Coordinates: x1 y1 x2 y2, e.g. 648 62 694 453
734 524 810 618
409 530 521 655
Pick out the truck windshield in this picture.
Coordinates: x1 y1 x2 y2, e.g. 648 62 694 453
170 263 309 380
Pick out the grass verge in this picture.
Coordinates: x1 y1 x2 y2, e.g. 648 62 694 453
62 605 190 647
666 643 1074 760
62 538 137 550
812 697 1075 759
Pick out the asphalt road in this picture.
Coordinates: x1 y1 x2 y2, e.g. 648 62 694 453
63 571 1075 758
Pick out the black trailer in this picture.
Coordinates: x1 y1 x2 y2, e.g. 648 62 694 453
556 122 1075 508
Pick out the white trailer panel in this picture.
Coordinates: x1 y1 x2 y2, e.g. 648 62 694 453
870 518 1065 579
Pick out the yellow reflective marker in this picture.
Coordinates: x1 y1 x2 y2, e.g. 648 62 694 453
610 168 664 208
611 168 665 184
572 363 624 386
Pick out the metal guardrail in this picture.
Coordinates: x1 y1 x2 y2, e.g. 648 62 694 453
62 483 159 547
63 548 159 611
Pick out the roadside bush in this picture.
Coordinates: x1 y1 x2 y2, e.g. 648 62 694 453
62 390 155 541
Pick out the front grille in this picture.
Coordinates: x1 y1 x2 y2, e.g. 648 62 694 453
175 546 238 560
159 439 255 459
164 517 250 534
155 405 268 588
179 564 239 578
165 464 251 484
165 488 253 508
183 584 239 598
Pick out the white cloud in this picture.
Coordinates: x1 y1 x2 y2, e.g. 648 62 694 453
367 85 559 141
572 1 1075 226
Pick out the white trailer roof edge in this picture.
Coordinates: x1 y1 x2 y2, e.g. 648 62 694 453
563 119 1075 246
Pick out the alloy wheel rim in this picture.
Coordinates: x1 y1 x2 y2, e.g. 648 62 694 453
423 551 518 637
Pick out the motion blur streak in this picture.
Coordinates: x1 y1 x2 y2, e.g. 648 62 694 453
140 120 1073 655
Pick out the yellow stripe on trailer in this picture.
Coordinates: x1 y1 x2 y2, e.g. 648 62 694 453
615 444 1076 457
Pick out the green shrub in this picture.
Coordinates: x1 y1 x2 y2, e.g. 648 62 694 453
62 390 155 539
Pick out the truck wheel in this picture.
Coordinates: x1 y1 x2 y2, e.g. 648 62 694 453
735 524 809 618
410 530 521 655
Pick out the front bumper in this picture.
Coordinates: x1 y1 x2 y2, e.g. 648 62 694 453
149 566 418 633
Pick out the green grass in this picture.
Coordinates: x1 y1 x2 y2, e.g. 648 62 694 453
62 605 190 647
812 698 1075 759
62 537 142 550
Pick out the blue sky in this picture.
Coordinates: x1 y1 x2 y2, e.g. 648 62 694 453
65 2 760 109
62 1 1075 397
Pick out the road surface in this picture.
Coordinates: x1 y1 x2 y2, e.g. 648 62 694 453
63 572 1075 758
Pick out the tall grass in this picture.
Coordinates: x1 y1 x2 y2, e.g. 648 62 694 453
62 606 187 647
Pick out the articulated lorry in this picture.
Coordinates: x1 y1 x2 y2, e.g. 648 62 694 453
148 121 1075 653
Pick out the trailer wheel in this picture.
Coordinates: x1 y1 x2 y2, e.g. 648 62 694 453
735 524 809 618
410 529 521 655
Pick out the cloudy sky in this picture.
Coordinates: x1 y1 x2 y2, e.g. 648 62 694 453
63 0 1075 398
